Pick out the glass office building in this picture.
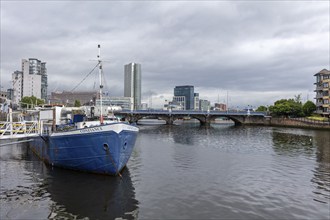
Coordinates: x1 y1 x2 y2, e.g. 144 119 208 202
174 85 194 110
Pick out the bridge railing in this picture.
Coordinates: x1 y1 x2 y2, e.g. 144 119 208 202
117 109 266 116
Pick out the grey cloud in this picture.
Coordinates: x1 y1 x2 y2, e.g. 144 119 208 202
1 1 329 107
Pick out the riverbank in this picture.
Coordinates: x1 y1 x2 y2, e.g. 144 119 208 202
241 116 330 130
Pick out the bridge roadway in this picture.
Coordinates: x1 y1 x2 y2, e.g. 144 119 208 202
115 110 266 125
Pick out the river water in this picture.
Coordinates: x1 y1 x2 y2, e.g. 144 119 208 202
0 123 329 219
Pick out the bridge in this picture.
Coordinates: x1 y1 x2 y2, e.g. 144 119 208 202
115 110 266 126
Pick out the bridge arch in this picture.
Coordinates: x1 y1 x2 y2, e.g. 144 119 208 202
207 115 244 125
189 115 243 126
115 110 265 126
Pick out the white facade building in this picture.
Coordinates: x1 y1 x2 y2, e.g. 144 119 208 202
23 71 42 98
199 99 210 111
173 96 186 110
96 96 134 111
194 93 199 110
12 58 47 105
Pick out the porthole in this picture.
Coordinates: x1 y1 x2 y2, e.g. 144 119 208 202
103 143 109 151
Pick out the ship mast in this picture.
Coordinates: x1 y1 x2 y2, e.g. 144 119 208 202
97 44 103 124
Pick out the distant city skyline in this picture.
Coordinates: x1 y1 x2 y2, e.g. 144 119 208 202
1 1 329 108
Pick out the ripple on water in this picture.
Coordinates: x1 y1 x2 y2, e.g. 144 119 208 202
311 163 330 204
1 125 329 219
0 160 51 220
134 125 330 219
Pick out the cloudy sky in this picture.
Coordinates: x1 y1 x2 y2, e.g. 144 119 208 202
1 1 329 109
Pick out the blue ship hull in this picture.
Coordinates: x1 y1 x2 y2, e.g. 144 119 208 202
29 123 138 175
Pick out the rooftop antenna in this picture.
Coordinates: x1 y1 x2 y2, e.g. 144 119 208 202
307 92 309 101
226 91 229 113
149 92 153 109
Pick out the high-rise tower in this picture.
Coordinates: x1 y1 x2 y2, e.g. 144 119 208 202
12 58 47 104
124 63 141 110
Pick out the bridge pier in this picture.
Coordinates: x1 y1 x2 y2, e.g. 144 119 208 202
192 115 212 126
199 120 211 126
124 114 142 124
165 117 174 125
159 115 175 125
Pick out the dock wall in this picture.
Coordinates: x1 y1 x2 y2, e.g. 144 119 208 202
241 116 330 130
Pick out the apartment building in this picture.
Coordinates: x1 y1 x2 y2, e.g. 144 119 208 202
314 69 330 117
12 58 47 104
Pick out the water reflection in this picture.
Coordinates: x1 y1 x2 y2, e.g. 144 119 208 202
0 142 139 220
171 124 200 145
271 129 330 205
0 140 30 161
271 131 314 156
0 143 50 220
311 131 330 204
45 167 139 220
314 131 330 163
172 126 200 171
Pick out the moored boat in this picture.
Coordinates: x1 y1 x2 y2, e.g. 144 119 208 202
29 45 139 175
30 117 138 175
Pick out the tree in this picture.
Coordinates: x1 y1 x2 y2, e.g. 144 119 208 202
256 105 267 112
302 101 316 116
74 100 81 107
20 96 44 108
269 98 303 117
294 94 302 103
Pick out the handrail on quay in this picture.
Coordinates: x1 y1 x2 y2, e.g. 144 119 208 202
0 121 42 139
